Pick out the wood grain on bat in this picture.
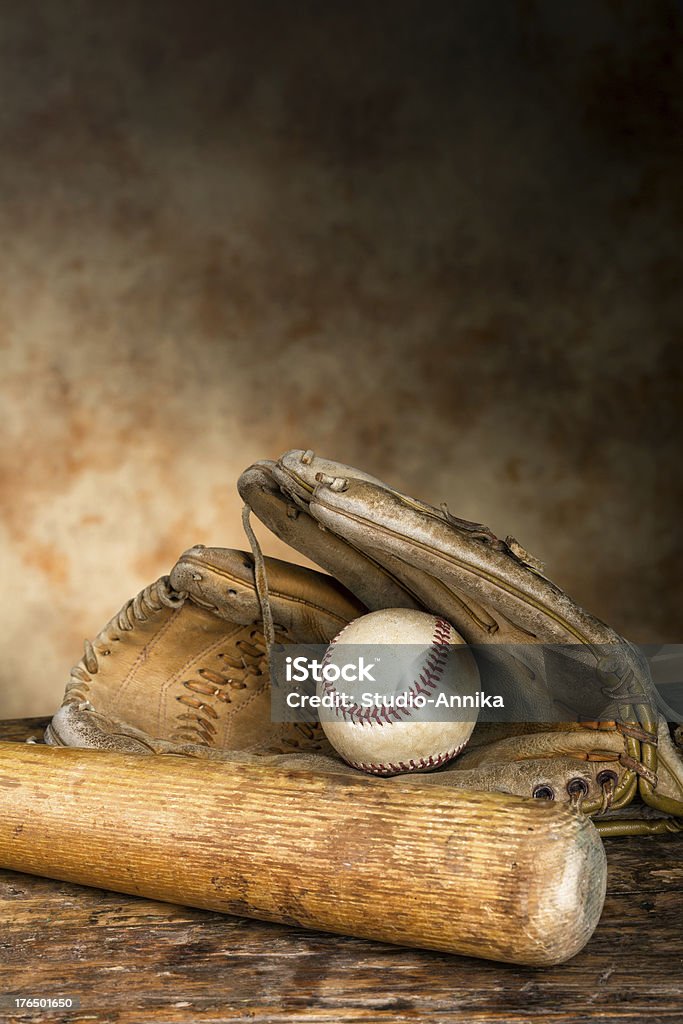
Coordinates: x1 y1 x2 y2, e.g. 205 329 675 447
0 743 606 965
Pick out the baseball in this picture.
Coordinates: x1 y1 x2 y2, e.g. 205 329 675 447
317 608 480 775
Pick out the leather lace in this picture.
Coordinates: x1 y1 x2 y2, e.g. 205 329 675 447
173 626 272 744
241 503 275 650
68 576 187 699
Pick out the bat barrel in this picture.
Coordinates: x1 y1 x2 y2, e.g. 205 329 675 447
0 743 606 965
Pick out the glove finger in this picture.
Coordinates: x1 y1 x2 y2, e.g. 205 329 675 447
169 544 365 641
253 452 507 628
308 475 666 726
238 461 421 612
310 475 608 646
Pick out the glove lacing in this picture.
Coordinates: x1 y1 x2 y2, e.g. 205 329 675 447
241 504 275 651
68 576 188 702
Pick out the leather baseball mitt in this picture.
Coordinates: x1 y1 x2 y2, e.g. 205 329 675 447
46 451 682 838
46 546 364 759
235 449 683 837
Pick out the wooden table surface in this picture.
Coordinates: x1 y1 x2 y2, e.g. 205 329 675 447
0 718 681 1024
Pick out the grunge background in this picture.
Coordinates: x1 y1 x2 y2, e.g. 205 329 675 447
1 1 681 716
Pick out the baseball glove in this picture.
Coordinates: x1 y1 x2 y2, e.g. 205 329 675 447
46 451 682 838
234 449 683 837
46 546 364 759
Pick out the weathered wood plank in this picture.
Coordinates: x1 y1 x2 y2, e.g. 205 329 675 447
0 858 681 1023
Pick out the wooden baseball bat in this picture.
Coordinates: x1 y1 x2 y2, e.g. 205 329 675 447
0 743 606 966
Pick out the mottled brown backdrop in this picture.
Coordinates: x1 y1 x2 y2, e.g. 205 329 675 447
1 1 681 717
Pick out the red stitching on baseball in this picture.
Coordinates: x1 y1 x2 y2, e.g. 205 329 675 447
345 740 467 776
321 617 454 725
